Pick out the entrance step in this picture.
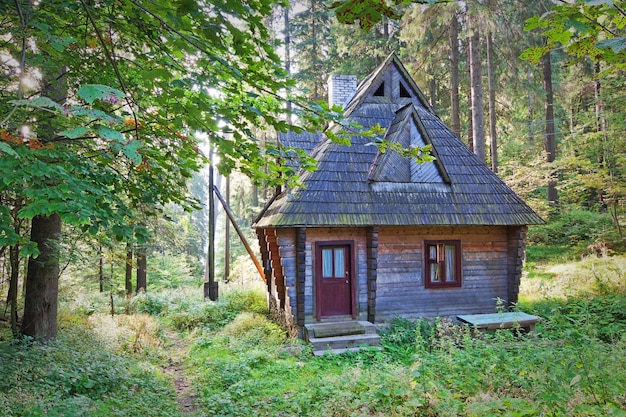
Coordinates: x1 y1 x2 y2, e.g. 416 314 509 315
304 321 381 356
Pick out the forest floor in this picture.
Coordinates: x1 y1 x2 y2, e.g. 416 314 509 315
160 330 198 414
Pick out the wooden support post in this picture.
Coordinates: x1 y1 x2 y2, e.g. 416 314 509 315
295 227 306 327
204 149 218 301
212 185 265 282
224 176 230 282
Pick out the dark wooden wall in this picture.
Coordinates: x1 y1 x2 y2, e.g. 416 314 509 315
375 225 513 320
265 224 528 329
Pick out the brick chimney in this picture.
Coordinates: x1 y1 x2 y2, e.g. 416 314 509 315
328 74 357 109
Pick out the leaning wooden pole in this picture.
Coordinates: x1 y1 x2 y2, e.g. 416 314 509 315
212 185 265 282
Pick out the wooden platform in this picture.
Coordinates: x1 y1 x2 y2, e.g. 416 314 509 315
457 312 541 332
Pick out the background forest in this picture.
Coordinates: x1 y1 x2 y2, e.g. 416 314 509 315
2 0 625 310
1 0 626 415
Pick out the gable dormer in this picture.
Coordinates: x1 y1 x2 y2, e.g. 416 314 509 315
369 104 449 186
344 53 434 115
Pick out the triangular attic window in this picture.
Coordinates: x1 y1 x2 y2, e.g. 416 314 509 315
374 82 385 97
399 82 411 98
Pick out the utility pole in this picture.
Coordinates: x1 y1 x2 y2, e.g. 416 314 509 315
204 145 218 301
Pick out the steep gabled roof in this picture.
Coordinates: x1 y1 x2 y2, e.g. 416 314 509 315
254 54 543 228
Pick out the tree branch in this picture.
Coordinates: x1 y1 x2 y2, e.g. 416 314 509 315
78 0 140 141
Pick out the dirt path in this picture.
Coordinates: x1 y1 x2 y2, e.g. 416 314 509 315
160 330 199 414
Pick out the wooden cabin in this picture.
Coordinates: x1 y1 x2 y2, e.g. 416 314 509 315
253 54 543 338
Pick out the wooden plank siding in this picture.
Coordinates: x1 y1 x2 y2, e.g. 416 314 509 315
374 225 512 320
268 224 526 327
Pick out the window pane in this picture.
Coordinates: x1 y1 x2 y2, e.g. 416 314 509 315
334 248 345 278
431 262 441 282
322 249 333 278
429 245 437 261
445 245 456 282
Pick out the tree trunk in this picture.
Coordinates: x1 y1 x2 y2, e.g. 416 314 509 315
466 37 474 151
429 72 437 110
448 13 461 138
284 5 292 123
542 50 558 208
594 62 607 164
99 245 104 293
527 66 535 143
125 243 133 295
136 246 147 293
486 31 498 173
468 13 486 162
8 241 19 336
22 214 61 340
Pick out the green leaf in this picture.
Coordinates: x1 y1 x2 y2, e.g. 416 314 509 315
0 142 17 156
77 84 125 105
58 126 90 139
19 241 39 259
95 125 124 142
122 140 143 164
49 35 75 52
596 37 626 53
9 96 64 111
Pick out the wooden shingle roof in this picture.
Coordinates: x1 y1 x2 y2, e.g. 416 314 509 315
254 54 543 228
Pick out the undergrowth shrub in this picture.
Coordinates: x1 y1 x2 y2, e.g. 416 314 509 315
88 313 164 355
380 316 431 362
0 327 178 417
219 312 286 348
525 291 626 343
528 208 620 255
129 292 169 315
166 287 268 332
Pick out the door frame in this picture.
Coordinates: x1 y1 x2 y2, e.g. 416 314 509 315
314 240 357 320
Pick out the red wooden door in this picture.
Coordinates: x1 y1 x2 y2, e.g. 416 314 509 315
316 243 352 318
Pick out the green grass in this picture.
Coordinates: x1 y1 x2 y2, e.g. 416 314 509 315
0 327 180 417
186 305 626 416
520 254 626 302
2 253 626 416
178 272 626 417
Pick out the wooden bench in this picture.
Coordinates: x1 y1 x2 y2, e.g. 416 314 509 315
457 312 541 333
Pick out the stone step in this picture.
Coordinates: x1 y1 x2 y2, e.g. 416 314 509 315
304 321 381 356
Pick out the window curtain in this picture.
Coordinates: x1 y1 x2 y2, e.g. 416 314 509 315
445 245 456 282
322 249 333 277
334 248 345 278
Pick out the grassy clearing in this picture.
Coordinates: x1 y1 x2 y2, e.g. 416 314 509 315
520 254 626 301
186 297 626 417
0 326 179 417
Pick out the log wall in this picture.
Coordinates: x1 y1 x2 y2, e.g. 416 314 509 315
375 225 512 320
264 224 528 329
